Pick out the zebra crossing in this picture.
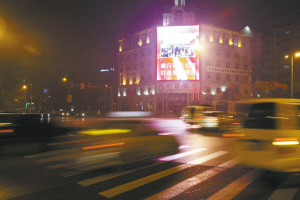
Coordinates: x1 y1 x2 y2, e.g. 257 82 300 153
24 145 300 200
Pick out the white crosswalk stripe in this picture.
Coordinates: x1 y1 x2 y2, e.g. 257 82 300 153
23 147 300 200
99 151 228 198
145 157 240 200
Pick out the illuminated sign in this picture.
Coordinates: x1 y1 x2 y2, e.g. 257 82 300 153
157 25 200 81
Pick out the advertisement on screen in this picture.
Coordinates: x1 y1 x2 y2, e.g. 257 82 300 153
157 25 200 81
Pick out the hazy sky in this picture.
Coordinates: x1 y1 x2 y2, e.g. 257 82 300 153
0 0 300 85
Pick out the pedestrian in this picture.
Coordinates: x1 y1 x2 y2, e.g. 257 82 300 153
97 109 101 118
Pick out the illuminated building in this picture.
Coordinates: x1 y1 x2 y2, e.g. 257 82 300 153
117 0 252 114
252 25 300 95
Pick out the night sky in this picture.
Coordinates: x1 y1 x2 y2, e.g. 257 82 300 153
1 0 300 86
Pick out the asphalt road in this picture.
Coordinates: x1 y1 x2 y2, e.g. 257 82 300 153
1 118 300 200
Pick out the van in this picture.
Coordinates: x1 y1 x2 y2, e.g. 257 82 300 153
232 98 300 172
180 105 212 125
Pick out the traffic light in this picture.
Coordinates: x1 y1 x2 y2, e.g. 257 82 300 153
88 83 91 90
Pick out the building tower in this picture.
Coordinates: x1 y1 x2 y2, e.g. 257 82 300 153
117 0 252 114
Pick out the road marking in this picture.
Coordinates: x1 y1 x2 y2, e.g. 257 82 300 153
99 151 228 198
77 162 161 187
145 158 239 200
24 148 74 159
207 168 262 200
267 175 299 200
267 188 299 200
34 154 78 163
77 148 206 186
158 148 206 161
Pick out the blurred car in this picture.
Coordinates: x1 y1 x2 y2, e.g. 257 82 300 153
45 119 179 171
198 111 230 131
180 105 212 125
232 98 300 173
70 111 85 118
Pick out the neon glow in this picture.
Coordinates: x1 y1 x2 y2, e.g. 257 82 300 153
157 25 200 81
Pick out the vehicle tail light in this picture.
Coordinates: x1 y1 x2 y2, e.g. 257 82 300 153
222 133 245 137
0 129 14 133
272 137 299 146
82 142 125 150
231 122 241 125
195 118 205 121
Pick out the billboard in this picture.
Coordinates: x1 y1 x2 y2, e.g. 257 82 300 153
157 25 200 81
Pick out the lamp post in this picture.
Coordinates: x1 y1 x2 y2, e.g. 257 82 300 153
285 52 300 98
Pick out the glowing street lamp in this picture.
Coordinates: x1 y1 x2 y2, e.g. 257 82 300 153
63 77 67 82
22 85 27 90
285 52 300 98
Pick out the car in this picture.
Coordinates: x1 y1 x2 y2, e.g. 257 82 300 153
180 105 212 125
198 111 230 131
231 98 300 173
45 119 179 171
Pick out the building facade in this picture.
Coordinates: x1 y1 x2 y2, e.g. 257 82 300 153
117 0 252 114
252 25 300 95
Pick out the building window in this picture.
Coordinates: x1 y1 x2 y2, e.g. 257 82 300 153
120 67 123 72
183 83 188 88
244 65 248 70
235 76 239 82
126 76 130 85
216 61 221 67
205 31 210 41
244 77 248 82
120 56 123 62
224 36 229 44
234 37 238 46
133 76 136 84
206 87 211 93
226 51 230 57
216 50 220 56
126 66 130 71
244 89 248 95
120 77 123 85
206 73 211 79
235 53 239 58
141 63 144 68
217 88 221 93
148 74 152 80
244 54 248 60
226 75 230 81
127 55 130 61
216 74 221 81
140 74 144 83
175 83 179 89
141 51 144 57
134 53 137 59
148 49 152 56
226 62 230 68
235 63 239 69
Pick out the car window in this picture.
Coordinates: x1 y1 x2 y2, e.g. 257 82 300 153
245 103 277 129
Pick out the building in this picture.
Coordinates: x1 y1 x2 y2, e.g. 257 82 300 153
252 25 300 96
117 0 252 114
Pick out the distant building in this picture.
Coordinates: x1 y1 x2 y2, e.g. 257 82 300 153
117 0 252 114
251 24 300 95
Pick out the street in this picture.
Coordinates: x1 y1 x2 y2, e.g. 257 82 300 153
1 118 300 200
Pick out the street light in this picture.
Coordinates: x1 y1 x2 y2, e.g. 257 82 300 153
285 52 300 98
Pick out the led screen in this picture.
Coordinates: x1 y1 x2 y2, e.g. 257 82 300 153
157 25 200 81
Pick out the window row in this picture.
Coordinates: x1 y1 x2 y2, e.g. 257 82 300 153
206 60 249 70
205 73 249 82
119 74 153 86
120 49 153 62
